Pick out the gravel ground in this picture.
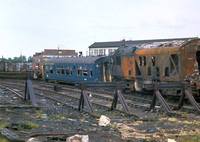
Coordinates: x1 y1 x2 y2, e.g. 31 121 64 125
0 86 200 142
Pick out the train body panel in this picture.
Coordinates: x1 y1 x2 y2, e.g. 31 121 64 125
43 56 111 84
110 38 200 95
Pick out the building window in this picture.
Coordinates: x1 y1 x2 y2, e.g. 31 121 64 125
99 49 103 56
94 49 98 56
90 50 94 56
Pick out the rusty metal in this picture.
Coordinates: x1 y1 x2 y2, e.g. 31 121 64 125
75 82 125 90
0 84 24 99
78 83 98 117
110 82 137 116
24 80 37 106
111 38 200 96
77 82 136 116
149 82 176 115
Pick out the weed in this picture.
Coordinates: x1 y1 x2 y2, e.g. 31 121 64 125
0 138 9 142
182 112 188 118
0 122 8 128
18 122 39 130
181 134 200 142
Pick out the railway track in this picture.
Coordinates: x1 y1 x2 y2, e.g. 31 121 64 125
0 79 199 118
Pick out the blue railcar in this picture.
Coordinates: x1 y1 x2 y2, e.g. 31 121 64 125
43 56 111 83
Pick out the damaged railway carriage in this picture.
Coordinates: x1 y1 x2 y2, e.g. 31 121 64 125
43 56 112 83
110 38 200 97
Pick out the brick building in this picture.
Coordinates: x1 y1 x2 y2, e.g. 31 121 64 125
33 49 78 70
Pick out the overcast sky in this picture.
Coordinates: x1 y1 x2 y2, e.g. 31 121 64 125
0 0 200 59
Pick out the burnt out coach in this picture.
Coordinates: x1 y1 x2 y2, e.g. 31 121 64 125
110 38 200 96
43 56 111 83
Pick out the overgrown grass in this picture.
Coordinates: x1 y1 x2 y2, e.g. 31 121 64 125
0 122 9 128
18 121 39 130
181 134 200 142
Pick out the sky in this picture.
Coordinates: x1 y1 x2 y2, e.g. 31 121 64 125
0 0 200 59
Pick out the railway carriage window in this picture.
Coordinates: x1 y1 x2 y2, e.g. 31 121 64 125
46 66 49 73
156 67 160 77
116 56 121 65
83 66 87 76
50 66 53 74
148 67 151 76
70 66 72 75
135 61 141 76
165 67 169 77
139 57 142 66
77 66 82 76
152 57 155 66
129 70 131 75
61 66 64 74
65 66 69 75
73 66 76 75
90 67 93 77
170 54 179 75
56 66 60 74
143 56 146 66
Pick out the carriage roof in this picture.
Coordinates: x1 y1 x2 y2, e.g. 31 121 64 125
43 56 108 64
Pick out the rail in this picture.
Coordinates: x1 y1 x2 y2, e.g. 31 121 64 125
146 82 200 115
76 82 137 117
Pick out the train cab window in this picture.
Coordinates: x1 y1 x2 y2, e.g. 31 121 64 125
56 66 60 74
77 66 82 76
65 66 69 75
148 67 151 76
165 67 169 77
45 66 49 74
152 57 155 66
61 66 65 74
90 67 93 77
50 66 53 74
156 67 160 77
70 66 72 75
143 56 146 66
139 57 142 66
170 54 179 75
83 66 87 76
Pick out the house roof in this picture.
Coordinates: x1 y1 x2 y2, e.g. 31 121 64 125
89 37 197 48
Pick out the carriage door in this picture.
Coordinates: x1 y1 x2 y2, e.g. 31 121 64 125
103 62 112 82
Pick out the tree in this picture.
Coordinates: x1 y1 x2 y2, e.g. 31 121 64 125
28 56 33 62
